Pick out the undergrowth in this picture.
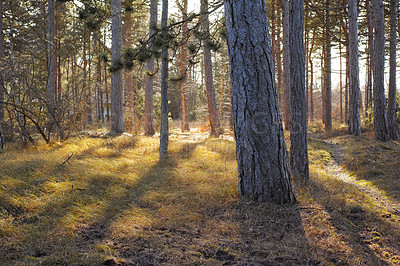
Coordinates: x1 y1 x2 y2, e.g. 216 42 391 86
0 129 399 265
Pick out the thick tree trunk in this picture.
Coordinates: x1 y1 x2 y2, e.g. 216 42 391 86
144 0 157 136
290 0 309 181
348 0 361 136
111 0 125 133
371 0 389 141
323 0 332 131
179 0 189 132
282 0 290 130
224 0 297 204
201 0 222 137
160 0 169 157
0 0 3 152
388 0 398 140
0 0 4 124
124 1 134 128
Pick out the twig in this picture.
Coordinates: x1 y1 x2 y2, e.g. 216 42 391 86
61 153 75 166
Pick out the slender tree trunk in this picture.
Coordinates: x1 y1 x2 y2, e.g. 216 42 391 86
144 0 157 136
371 0 389 141
323 0 332 131
201 0 222 137
309 29 315 122
124 1 134 128
348 0 361 136
290 0 309 181
160 0 169 157
276 2 283 108
282 0 290 130
366 0 373 117
339 36 343 123
111 0 124 133
179 0 189 132
47 0 57 127
388 0 398 140
224 0 296 204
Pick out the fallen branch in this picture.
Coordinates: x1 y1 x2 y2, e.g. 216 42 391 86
61 153 75 166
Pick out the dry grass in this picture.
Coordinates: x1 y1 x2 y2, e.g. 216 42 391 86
0 129 399 265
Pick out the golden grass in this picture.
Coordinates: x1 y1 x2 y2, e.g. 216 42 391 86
0 129 399 265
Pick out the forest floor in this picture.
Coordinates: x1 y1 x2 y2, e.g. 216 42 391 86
0 127 400 265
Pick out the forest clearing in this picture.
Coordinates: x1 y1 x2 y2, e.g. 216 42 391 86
0 126 399 265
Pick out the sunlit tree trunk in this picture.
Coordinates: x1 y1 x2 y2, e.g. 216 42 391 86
308 29 315 122
388 0 398 140
290 0 309 181
124 0 134 129
201 0 222 137
371 0 389 141
144 0 157 136
111 0 124 133
178 0 189 132
348 0 361 136
160 0 169 157
282 0 290 130
224 0 296 204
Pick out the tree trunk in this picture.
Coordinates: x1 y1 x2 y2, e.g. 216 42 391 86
366 0 373 117
388 0 398 140
0 0 3 152
309 29 315 122
282 0 290 130
111 0 124 133
47 0 57 127
160 0 169 157
348 0 361 136
124 1 134 128
179 0 189 132
290 0 309 181
323 0 332 131
144 0 157 136
201 0 222 137
371 0 389 141
224 0 297 204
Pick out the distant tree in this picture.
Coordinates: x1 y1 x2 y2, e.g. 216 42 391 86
111 0 124 133
224 0 297 204
201 0 223 137
387 0 398 140
290 0 309 181
371 0 389 141
144 0 157 136
347 0 361 136
159 0 169 157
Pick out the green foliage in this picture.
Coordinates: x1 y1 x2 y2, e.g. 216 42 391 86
109 59 124 73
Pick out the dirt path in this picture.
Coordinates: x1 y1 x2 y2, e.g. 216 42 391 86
324 140 400 218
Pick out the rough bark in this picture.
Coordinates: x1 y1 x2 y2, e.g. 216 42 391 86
124 1 134 127
144 0 157 136
290 0 309 181
0 0 3 151
388 0 398 140
160 0 169 157
366 0 373 116
371 0 389 141
348 0 361 136
282 0 290 130
323 0 332 131
201 0 223 137
224 0 297 204
111 0 125 134
179 0 189 132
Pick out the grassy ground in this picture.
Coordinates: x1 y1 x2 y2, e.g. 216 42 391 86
0 128 399 265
